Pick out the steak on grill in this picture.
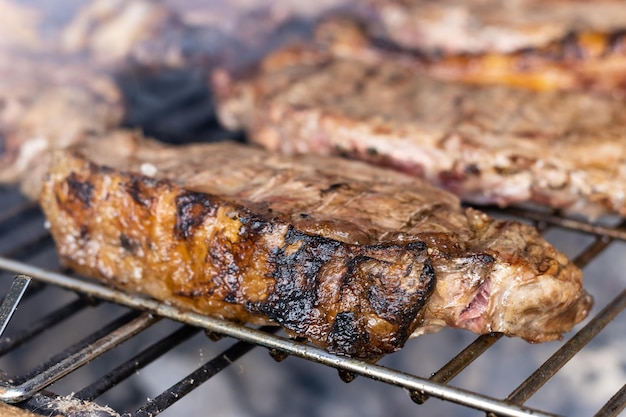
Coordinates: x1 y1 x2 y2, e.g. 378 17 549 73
362 0 626 54
314 17 626 96
213 44 626 219
1 0 356 73
40 133 590 358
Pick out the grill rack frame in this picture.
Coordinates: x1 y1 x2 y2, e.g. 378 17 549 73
0 186 624 417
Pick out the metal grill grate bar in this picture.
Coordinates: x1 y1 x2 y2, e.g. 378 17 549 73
490 207 626 242
573 236 615 269
594 383 626 417
19 389 122 417
1 232 53 261
15 310 146 384
132 329 278 417
0 276 31 338
501 288 626 408
0 312 157 403
0 202 39 228
410 333 503 404
0 297 92 356
74 325 201 401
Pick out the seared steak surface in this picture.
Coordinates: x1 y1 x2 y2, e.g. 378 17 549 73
40 134 590 358
213 45 626 219
364 0 626 54
314 18 626 96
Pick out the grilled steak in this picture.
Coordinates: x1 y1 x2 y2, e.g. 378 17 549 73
315 17 626 96
1 0 356 72
213 45 626 219
0 56 123 199
363 0 626 54
0 0 357 199
40 133 590 358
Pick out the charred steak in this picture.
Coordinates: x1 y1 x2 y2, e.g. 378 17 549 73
213 44 626 219
40 133 590 358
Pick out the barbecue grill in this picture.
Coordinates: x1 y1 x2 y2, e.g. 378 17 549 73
0 183 624 417
2 0 625 414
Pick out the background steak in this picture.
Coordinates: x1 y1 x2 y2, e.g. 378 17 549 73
362 0 626 54
213 43 626 219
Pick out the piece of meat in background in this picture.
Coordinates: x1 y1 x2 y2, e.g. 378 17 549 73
212 32 626 220
0 1 625 416
313 16 626 96
359 0 626 54
0 0 356 191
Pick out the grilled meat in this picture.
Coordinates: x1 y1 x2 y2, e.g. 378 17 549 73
0 0 356 198
0 55 123 199
213 45 626 219
40 133 590 358
1 0 356 72
420 31 626 96
315 18 626 96
363 0 626 54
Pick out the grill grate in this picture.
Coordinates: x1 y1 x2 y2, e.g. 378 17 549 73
0 185 624 417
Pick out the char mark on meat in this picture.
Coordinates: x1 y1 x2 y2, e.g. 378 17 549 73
212 27 626 220
40 134 591 358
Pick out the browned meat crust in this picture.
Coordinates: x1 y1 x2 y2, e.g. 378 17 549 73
314 18 626 96
40 133 590 358
363 0 626 54
0 0 183 70
0 0 216 70
212 43 626 220
420 31 626 96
